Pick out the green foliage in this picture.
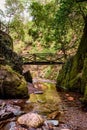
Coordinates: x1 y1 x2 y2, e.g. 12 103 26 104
9 16 25 41
29 0 56 48
5 0 24 17
1 0 86 57
3 0 25 41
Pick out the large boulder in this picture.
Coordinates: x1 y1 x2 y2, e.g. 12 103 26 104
0 30 32 83
0 65 29 99
0 30 23 74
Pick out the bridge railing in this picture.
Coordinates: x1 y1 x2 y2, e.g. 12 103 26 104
22 53 64 65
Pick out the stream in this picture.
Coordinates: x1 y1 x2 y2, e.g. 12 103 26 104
0 79 62 130
1 79 87 130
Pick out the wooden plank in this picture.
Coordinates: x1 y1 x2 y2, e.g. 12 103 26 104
23 61 64 65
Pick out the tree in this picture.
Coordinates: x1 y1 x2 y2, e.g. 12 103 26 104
4 0 25 40
28 0 56 49
54 0 85 59
56 0 87 103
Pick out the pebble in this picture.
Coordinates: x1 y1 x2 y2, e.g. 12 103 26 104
34 91 43 94
67 96 74 101
45 120 59 126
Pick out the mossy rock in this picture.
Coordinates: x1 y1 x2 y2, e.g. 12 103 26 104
0 65 29 99
56 56 74 91
0 30 23 74
56 55 87 102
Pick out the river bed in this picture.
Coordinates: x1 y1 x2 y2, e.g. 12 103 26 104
0 80 63 130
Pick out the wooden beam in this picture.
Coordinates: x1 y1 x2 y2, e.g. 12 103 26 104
23 61 64 65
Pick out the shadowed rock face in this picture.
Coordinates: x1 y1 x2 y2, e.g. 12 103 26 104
56 18 87 103
0 30 32 83
0 30 13 49
0 30 29 99
0 30 23 74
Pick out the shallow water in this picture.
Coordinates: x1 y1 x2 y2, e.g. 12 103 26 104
29 82 61 116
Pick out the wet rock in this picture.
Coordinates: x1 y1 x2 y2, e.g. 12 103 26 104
45 120 59 126
5 104 23 116
34 91 43 94
4 122 17 130
4 122 27 130
17 112 44 128
0 103 24 121
0 111 14 121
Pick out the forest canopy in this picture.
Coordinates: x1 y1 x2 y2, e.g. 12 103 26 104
0 0 87 55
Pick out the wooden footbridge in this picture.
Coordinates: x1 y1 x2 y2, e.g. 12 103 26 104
22 53 64 65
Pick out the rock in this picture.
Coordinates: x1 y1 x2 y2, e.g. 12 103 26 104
5 104 23 116
4 122 27 130
4 122 17 130
0 33 23 74
60 128 70 130
0 65 29 99
17 112 44 128
34 91 43 94
23 70 32 83
44 120 59 126
0 111 14 121
0 103 24 121
67 96 74 101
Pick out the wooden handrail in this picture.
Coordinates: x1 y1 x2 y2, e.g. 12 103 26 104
22 53 64 65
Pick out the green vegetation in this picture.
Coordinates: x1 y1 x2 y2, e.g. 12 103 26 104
0 0 84 55
0 65 29 98
0 0 87 102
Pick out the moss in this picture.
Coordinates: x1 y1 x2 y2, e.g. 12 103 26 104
17 77 29 98
68 73 82 91
70 56 78 79
0 65 29 99
56 56 74 91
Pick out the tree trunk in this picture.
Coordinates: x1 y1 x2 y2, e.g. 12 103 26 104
56 16 87 102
